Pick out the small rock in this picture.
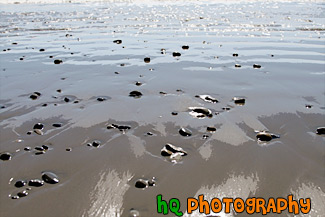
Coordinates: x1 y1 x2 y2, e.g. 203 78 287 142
52 123 62 128
34 146 44 151
171 112 178 116
30 92 41 100
24 147 31 151
256 131 280 142
135 82 142 86
233 53 238 57
235 64 241 68
172 52 181 57
161 143 187 157
34 129 43 135
42 172 59 184
179 127 192 137
129 91 142 98
222 107 231 111
0 152 12 161
33 123 44 130
135 179 148 189
66 148 72 151
97 97 107 102
316 127 325 135
305 105 312 109
129 208 140 217
11 195 19 200
253 64 261 68
182 45 189 50
195 95 218 103
161 48 166 54
15 180 26 188
202 134 209 139
207 127 216 132
28 179 44 187
233 97 245 105
189 107 213 118
54 59 63 64
17 190 28 198
39 49 45 52
113 39 122 44
144 57 150 63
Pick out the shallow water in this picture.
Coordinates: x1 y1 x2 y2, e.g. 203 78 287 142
0 1 324 217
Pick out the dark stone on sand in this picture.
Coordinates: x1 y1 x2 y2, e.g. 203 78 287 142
129 209 140 217
27 131 32 135
135 179 148 189
52 123 62 128
172 52 181 57
202 134 209 139
195 95 218 103
147 132 153 136
161 48 166 54
233 97 245 105
30 92 41 100
233 53 238 57
33 123 44 130
12 42 18 45
171 112 178 115
182 45 189 50
253 64 261 68
35 146 44 151
20 58 24 61
42 145 49 150
159 91 167 95
148 177 156 186
135 82 142 86
271 55 274 57
179 127 192 137
11 195 19 200
222 107 231 111
35 151 45 155
235 64 241 68
207 127 216 132
39 49 45 52
316 127 325 135
115 71 120 74
0 152 12 161
92 140 101 147
129 91 142 98
42 172 59 184
190 107 213 118
28 179 44 187
256 133 272 142
113 39 122 44
161 143 187 157
24 147 31 151
66 148 72 151
15 180 27 188
17 191 28 198
305 105 312 109
64 97 70 102
144 57 150 63
42 104 47 107
97 97 107 102
120 63 125 66
54 59 63 64
49 56 53 58
57 89 61 93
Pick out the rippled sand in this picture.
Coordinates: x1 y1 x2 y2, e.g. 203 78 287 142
0 1 324 217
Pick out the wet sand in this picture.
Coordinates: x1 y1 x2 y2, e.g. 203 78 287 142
0 0 324 216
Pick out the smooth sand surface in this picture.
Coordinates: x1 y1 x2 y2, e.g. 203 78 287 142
0 1 324 216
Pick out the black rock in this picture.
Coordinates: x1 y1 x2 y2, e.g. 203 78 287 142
0 152 12 161
129 91 142 98
113 39 122 44
39 49 45 52
207 127 216 132
182 45 189 50
64 97 70 102
54 59 63 64
144 57 150 63
17 190 28 197
52 123 62 128
233 97 245 105
42 172 59 184
135 179 148 189
97 97 107 102
179 127 192 137
316 127 325 135
15 180 26 188
28 179 44 187
34 146 44 151
172 52 181 57
135 82 142 86
233 53 238 57
24 147 31 151
33 123 44 130
253 64 261 68
235 64 241 68
171 112 178 116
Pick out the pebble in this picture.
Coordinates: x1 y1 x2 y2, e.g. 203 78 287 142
179 127 192 137
222 107 231 111
161 48 166 54
172 52 181 57
233 53 239 57
66 148 72 151
113 39 122 44
135 179 148 189
33 123 44 130
171 112 178 116
144 57 150 63
207 127 216 132
24 147 31 151
182 45 189 50
256 131 280 142
161 143 187 157
97 96 107 102
15 180 26 188
147 132 154 136
129 91 142 98
87 140 101 148
235 64 241 68
11 195 19 200
195 95 218 103
0 152 12 161
17 190 28 198
35 146 45 151
52 123 62 128
135 81 142 86
202 134 209 139
253 64 261 68
233 97 245 105
39 49 45 52
30 92 41 100
305 104 312 109
54 59 63 64
35 151 45 155
28 179 44 187
42 172 59 184
316 127 325 135
189 107 213 118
